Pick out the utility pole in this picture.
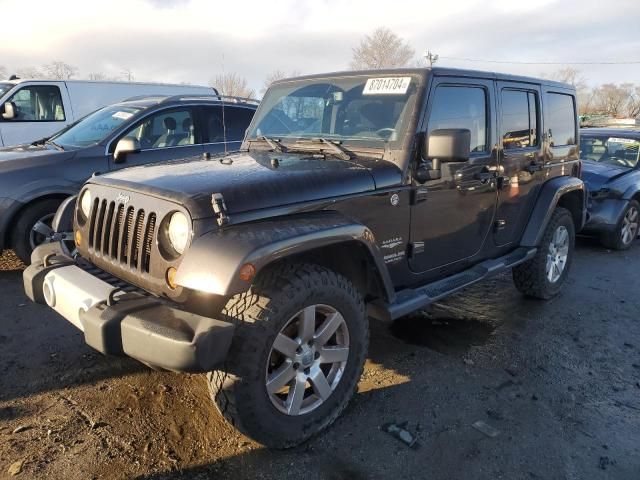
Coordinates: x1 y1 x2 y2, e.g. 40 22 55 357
424 50 439 67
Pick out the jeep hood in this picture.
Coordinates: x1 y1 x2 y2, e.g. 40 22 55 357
89 150 402 218
581 160 630 191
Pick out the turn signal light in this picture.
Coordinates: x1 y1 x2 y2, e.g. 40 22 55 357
74 230 82 247
166 267 178 290
239 263 256 282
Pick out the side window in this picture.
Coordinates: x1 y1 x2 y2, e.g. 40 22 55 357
545 93 576 146
204 107 225 143
125 109 194 149
427 86 487 153
223 107 255 142
6 85 65 122
501 89 538 149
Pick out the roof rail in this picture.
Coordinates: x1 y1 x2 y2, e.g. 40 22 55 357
158 94 260 105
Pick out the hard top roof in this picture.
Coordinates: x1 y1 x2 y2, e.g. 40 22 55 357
272 67 573 90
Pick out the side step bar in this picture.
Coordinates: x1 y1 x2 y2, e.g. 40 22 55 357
368 247 537 321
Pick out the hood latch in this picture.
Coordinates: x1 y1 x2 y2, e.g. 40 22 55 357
211 193 230 227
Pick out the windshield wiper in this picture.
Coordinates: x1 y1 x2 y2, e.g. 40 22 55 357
258 135 285 153
307 138 351 161
45 140 64 151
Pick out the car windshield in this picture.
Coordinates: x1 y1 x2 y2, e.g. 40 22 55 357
581 134 640 168
51 104 143 149
0 83 13 97
247 74 421 149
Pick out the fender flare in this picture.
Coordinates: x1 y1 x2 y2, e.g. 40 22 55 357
175 211 395 300
622 185 640 201
520 176 586 247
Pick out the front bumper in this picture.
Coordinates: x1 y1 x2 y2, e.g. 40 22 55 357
582 197 627 234
23 244 234 372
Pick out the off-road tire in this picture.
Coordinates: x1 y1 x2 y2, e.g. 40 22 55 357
600 200 639 251
207 263 368 448
512 207 575 299
12 199 62 265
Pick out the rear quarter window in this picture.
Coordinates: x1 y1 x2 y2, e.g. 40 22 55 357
545 93 576 146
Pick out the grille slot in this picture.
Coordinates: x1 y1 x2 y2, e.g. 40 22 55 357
88 196 157 272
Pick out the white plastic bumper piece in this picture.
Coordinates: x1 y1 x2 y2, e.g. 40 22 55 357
42 265 117 331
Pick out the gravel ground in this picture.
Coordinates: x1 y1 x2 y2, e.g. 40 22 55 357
1 239 639 479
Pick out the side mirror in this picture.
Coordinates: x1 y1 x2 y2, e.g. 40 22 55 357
426 128 471 162
113 137 141 163
2 102 15 120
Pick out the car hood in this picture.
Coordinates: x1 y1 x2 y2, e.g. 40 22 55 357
0 144 75 173
89 150 402 219
581 160 630 191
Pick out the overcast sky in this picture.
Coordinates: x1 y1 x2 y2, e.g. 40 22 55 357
1 0 638 92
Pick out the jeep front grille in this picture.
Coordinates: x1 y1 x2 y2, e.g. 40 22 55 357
88 197 156 273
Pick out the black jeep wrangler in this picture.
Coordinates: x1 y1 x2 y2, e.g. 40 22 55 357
24 68 585 448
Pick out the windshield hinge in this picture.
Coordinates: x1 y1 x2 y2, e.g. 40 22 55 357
211 193 230 227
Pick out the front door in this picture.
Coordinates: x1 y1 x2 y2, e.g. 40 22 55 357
494 82 544 246
109 107 203 169
0 83 70 146
409 78 498 274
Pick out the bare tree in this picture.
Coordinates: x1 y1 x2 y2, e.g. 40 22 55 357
549 67 587 91
15 66 44 79
88 72 108 81
43 61 78 79
625 86 640 118
0 65 6 80
592 83 633 117
121 68 134 82
350 27 415 70
261 69 301 95
211 72 255 98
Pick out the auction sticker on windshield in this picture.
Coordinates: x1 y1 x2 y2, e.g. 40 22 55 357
112 111 134 120
363 77 411 95
609 137 638 145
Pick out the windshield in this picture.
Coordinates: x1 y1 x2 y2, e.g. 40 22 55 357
0 83 13 98
247 74 421 149
581 134 640 168
51 104 143 149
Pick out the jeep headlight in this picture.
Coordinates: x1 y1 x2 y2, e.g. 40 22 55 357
79 189 92 219
167 211 189 255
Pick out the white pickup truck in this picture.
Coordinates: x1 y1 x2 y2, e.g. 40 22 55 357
0 79 217 147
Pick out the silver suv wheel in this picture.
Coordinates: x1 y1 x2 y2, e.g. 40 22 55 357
620 205 639 246
266 304 350 416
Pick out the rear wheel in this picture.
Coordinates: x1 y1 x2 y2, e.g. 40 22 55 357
12 199 62 265
601 200 639 251
512 207 575 299
207 263 368 448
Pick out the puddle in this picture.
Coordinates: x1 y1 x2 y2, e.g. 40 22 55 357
389 314 494 355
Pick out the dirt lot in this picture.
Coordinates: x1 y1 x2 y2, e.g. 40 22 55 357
1 239 639 480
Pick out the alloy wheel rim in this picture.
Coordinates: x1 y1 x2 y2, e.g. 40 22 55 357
546 225 569 283
265 304 350 416
29 213 55 249
621 207 639 245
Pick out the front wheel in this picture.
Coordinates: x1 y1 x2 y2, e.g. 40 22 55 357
208 263 368 448
12 199 62 265
512 207 575 299
601 200 639 251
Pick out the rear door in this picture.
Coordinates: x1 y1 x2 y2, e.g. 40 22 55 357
494 82 544 246
0 82 70 146
108 107 203 169
409 77 499 274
